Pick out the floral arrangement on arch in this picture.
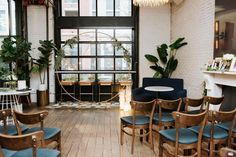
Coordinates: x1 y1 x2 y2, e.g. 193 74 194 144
23 0 45 6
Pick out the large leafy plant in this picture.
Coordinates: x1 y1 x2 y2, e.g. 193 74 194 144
32 40 54 84
145 37 187 78
0 36 32 80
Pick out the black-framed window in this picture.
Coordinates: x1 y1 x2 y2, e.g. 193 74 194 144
54 0 139 101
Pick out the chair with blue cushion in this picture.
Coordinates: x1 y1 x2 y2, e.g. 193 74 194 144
0 130 60 157
153 98 182 130
120 100 156 154
184 97 205 114
158 110 207 157
188 109 236 157
0 109 28 135
216 111 236 148
13 110 61 151
132 78 187 104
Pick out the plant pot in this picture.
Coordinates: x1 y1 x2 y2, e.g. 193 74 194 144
38 84 47 91
17 80 27 90
37 89 49 107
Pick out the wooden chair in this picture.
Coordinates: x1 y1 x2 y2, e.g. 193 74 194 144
0 131 60 157
153 98 182 130
204 96 224 110
158 110 207 157
216 112 236 148
13 110 61 151
189 109 236 157
219 147 236 157
0 109 28 135
184 97 205 114
120 100 156 154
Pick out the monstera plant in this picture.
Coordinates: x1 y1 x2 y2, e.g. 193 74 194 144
145 37 188 78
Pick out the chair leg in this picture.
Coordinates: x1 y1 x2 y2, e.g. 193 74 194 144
209 141 215 157
149 129 154 150
131 128 135 154
57 131 61 151
26 95 31 106
159 135 163 157
140 129 143 143
120 123 124 145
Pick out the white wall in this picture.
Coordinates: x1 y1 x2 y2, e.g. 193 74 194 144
139 5 171 86
171 0 215 97
27 5 55 103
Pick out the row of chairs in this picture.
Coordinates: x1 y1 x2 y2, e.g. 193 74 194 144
120 96 236 157
0 109 61 157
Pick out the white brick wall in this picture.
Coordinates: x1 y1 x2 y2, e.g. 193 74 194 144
171 0 215 98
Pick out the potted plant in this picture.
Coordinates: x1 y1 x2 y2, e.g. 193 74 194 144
0 36 32 89
145 37 188 78
32 40 54 107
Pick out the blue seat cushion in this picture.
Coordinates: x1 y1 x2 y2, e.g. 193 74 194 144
159 128 198 144
186 110 201 114
216 122 236 133
153 112 174 124
121 115 150 125
188 124 228 139
0 124 28 135
23 127 60 140
2 148 60 157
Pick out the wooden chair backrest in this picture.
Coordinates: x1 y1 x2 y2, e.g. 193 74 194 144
172 110 208 157
157 98 182 112
214 109 236 123
185 97 204 112
14 110 48 125
0 109 14 135
204 96 224 108
130 100 156 125
0 131 44 157
219 147 236 157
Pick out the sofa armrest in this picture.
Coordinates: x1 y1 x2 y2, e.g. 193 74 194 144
177 89 187 98
132 87 145 96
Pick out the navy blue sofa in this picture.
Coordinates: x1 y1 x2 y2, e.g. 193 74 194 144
132 77 187 103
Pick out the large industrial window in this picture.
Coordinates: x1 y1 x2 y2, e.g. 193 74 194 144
55 0 138 101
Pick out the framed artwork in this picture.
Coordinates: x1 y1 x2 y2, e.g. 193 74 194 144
229 57 236 72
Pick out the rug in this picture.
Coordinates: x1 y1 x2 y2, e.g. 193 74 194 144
45 101 120 110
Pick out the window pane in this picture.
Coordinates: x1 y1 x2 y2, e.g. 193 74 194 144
79 58 96 70
80 0 96 16
79 44 96 56
97 29 114 41
10 0 16 35
80 74 95 81
115 29 132 41
61 29 77 41
97 44 113 56
115 44 132 56
79 29 96 41
0 0 9 35
98 0 113 16
61 74 78 81
97 58 114 70
64 44 78 56
61 0 78 16
115 58 131 70
116 74 131 82
61 58 78 70
98 74 113 82
115 0 131 16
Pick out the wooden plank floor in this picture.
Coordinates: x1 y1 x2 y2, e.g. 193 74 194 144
41 109 158 157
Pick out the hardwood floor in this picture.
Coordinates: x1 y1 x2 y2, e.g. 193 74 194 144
41 109 157 157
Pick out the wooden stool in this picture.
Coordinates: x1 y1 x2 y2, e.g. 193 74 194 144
60 81 76 102
98 81 113 102
79 81 96 101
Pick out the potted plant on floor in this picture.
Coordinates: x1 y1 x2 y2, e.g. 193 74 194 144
0 36 32 89
32 40 54 107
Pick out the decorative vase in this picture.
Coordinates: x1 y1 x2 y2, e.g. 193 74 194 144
17 80 27 90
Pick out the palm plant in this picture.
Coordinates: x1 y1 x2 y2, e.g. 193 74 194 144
145 37 187 78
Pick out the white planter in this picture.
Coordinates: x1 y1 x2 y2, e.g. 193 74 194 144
38 84 47 91
17 80 27 90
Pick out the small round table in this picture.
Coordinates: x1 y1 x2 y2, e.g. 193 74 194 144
144 86 174 98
